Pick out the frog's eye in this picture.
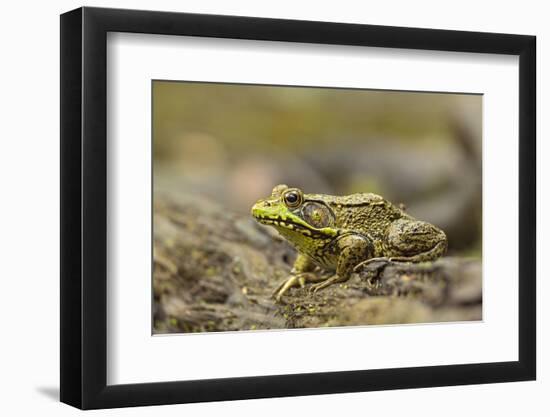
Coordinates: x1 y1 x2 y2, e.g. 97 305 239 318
302 203 333 228
283 190 303 208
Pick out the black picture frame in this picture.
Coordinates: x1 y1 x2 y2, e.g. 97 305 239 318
60 6 536 410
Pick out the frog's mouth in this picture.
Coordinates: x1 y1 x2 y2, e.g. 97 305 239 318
252 210 337 239
251 199 338 238
253 213 304 231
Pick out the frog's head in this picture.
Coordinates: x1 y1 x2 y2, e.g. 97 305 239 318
251 184 338 240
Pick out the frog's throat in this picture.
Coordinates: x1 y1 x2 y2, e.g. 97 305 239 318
252 209 337 238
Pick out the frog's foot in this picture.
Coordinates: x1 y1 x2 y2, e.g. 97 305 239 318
272 272 321 303
353 257 406 280
308 274 348 294
353 257 392 273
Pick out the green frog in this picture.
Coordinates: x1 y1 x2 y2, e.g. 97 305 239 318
251 184 447 302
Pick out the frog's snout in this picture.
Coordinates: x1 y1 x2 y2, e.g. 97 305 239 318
251 199 275 220
251 199 265 218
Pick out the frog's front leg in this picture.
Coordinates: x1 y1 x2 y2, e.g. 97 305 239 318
309 234 373 294
272 253 326 302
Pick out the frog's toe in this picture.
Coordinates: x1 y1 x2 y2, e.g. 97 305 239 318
272 287 289 303
271 277 289 297
354 257 391 272
309 281 331 294
309 283 325 294
271 281 291 302
271 275 305 303
273 291 286 303
308 275 344 294
272 273 322 302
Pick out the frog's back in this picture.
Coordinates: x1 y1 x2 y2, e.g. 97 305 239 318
305 192 383 206
306 192 404 238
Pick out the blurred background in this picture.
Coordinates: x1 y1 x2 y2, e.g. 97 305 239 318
153 81 482 256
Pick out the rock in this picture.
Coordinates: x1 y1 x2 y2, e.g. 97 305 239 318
153 192 482 333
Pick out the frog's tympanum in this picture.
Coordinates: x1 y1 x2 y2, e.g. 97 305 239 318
251 184 447 302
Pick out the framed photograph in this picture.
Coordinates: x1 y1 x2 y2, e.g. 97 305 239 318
60 6 536 409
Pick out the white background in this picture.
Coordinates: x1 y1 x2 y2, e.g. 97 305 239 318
108 34 518 384
0 0 546 416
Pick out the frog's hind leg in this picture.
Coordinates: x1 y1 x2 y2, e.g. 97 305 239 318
353 256 390 271
389 240 447 263
355 219 447 273
386 218 448 263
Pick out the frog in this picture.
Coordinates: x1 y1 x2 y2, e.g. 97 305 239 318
251 184 447 302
